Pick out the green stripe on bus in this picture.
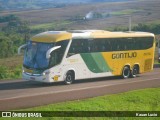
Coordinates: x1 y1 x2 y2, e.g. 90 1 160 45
91 53 112 72
80 53 112 73
80 53 102 73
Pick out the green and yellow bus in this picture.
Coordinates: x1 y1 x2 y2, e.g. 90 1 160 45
18 30 155 84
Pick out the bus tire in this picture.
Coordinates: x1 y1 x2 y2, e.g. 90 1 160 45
64 71 75 85
131 65 139 78
122 66 130 79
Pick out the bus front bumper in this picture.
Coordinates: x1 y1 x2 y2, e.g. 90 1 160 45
22 72 50 83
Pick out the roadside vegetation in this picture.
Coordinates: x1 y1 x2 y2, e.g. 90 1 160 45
0 55 23 80
0 14 30 80
30 20 74 34
0 14 30 58
111 9 142 16
24 88 160 111
0 88 159 120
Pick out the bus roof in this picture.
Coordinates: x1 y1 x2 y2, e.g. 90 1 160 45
31 30 155 43
92 30 155 39
72 30 155 39
31 31 72 43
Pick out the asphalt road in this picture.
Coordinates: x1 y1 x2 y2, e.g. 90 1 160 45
0 68 160 111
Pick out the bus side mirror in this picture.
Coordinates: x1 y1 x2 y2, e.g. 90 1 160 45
46 46 61 59
18 44 27 55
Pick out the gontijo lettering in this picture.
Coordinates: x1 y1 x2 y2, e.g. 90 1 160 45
112 52 137 59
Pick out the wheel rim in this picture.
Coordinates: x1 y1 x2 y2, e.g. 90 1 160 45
65 73 73 84
123 67 130 78
131 66 138 78
66 75 72 83
132 68 137 75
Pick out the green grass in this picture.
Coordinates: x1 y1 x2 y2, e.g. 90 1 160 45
111 9 142 16
155 61 160 64
1 88 159 120
146 20 160 25
30 20 73 30
0 55 23 80
24 88 160 111
0 55 23 68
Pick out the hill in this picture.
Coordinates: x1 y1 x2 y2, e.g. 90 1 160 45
1 0 160 30
0 0 135 11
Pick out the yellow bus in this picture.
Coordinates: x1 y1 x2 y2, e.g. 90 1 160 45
18 30 155 84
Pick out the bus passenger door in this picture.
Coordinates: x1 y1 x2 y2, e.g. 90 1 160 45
65 54 91 80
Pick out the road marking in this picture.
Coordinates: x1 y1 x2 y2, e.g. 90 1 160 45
0 77 159 101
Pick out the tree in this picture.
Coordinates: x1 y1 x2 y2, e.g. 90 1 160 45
0 35 14 58
0 14 31 58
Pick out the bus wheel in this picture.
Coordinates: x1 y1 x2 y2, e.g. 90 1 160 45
122 66 130 79
64 71 75 85
131 65 139 78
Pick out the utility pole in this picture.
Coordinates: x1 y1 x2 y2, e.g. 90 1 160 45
129 15 132 32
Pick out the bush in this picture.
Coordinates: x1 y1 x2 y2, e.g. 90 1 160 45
13 65 22 78
0 66 8 79
0 65 22 80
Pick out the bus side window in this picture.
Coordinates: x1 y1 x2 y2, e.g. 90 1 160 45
88 40 94 52
67 40 77 57
88 40 93 52
100 39 106 52
122 38 126 50
94 41 98 52
93 40 100 52
50 40 69 65
106 40 111 51
111 39 116 51
102 45 106 52
71 47 75 53
80 39 88 53
67 39 89 57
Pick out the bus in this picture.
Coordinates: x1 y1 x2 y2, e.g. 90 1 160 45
18 30 155 84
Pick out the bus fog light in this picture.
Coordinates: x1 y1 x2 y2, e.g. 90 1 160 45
42 71 50 76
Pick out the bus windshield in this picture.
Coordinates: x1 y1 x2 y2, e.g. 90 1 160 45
23 41 54 69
